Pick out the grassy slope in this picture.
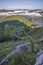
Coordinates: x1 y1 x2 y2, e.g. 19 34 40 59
29 26 43 40
0 15 32 27
0 16 43 65
0 41 27 60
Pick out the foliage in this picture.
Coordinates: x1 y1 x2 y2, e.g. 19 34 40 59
0 24 18 41
0 16 43 65
23 25 32 33
8 51 36 65
3 24 16 40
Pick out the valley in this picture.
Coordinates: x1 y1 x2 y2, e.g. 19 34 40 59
0 12 43 65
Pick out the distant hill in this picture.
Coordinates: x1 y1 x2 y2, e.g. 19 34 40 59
0 9 14 12
0 20 25 30
0 15 32 27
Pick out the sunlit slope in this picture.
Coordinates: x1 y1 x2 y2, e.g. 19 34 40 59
0 15 32 27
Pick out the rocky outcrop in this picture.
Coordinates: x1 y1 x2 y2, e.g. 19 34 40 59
35 49 43 65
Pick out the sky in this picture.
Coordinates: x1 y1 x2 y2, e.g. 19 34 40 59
0 0 43 9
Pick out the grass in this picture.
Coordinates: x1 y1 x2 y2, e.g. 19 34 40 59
0 40 28 59
0 15 43 65
0 15 32 27
9 51 36 65
0 40 39 65
0 29 41 65
29 26 43 40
